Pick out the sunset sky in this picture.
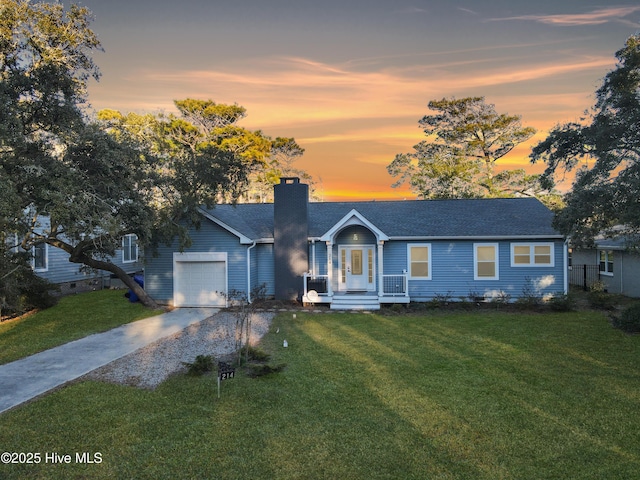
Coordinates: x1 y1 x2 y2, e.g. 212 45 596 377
80 0 640 201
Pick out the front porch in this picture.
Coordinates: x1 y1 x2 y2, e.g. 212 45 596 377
302 273 410 310
302 207 410 310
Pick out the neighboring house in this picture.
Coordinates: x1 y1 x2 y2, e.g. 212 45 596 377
571 236 640 298
19 219 143 295
144 178 567 310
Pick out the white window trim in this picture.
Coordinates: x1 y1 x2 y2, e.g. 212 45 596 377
407 243 432 280
32 242 48 272
474 243 499 281
122 234 138 264
598 250 614 276
510 242 555 267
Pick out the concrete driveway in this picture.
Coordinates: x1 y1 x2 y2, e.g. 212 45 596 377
0 308 217 414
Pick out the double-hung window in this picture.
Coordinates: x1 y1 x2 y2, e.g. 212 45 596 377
32 242 48 272
123 234 138 263
599 250 614 275
408 244 431 280
474 243 498 280
511 243 554 267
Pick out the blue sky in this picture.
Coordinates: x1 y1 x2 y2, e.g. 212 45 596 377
79 1 640 200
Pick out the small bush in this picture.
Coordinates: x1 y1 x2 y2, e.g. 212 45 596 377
467 290 484 303
588 281 615 309
516 277 542 309
183 355 215 376
22 275 59 310
613 303 640 333
246 345 271 362
1 256 59 318
490 291 511 308
547 293 576 312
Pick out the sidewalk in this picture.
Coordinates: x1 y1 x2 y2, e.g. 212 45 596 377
0 308 218 414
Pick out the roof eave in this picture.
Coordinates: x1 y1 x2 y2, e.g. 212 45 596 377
198 208 254 244
388 234 565 241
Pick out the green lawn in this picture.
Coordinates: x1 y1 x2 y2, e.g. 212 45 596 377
0 289 163 365
1 310 639 479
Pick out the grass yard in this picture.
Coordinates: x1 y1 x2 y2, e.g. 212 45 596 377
0 289 163 365
1 309 639 479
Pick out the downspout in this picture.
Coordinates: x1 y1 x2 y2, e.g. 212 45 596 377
620 250 623 295
246 241 256 303
563 239 569 295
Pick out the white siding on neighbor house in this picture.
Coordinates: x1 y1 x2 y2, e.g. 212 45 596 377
572 247 640 298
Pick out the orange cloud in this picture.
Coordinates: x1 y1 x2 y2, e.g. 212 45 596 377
88 45 616 201
125 52 611 131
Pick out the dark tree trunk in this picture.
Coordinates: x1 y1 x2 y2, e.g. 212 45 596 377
47 239 163 310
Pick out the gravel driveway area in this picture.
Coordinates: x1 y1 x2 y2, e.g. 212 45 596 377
85 311 275 389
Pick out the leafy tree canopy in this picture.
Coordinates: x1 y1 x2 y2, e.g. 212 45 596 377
530 34 640 246
388 96 537 199
0 2 252 308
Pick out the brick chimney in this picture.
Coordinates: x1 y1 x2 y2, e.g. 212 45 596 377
273 177 309 301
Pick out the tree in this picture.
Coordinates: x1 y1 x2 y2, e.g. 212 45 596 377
158 98 314 202
0 2 251 309
530 34 640 246
245 136 322 203
0 0 111 302
98 99 275 209
388 97 537 198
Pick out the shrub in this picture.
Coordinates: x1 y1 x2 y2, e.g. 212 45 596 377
246 345 270 362
467 290 484 303
1 253 59 319
490 291 511 308
547 293 576 312
183 355 215 376
613 303 640 334
588 281 615 309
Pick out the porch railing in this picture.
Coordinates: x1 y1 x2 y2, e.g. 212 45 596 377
382 274 408 297
303 273 409 299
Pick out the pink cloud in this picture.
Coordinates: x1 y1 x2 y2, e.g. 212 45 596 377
490 6 640 26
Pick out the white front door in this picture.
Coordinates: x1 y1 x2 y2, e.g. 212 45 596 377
339 246 375 291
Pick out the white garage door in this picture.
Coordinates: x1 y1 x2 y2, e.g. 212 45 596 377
173 253 227 307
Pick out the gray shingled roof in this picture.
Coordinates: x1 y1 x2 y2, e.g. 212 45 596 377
200 197 561 241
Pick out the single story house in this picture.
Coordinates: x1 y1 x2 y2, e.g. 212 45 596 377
571 236 640 298
144 178 567 310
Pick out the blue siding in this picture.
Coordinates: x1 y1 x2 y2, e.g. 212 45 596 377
145 220 249 304
256 244 275 296
398 239 566 301
36 244 142 285
144 213 565 305
310 242 328 276
335 226 377 246
29 216 142 285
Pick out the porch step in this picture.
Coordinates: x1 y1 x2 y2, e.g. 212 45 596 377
331 294 380 311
